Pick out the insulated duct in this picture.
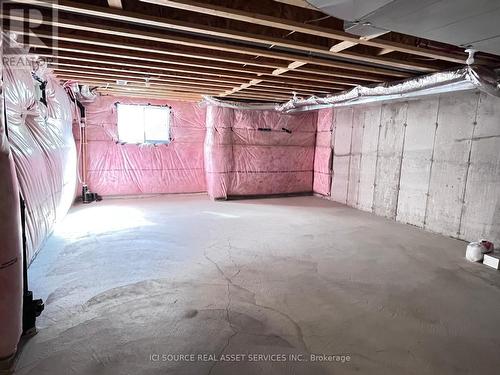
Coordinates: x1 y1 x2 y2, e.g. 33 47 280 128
204 67 500 113
276 66 500 112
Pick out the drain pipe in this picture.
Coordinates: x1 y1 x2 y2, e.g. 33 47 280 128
74 99 100 204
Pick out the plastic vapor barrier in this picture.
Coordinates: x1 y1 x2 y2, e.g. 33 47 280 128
277 66 500 112
205 105 317 199
4 40 77 265
81 96 206 195
313 108 333 196
0 36 23 361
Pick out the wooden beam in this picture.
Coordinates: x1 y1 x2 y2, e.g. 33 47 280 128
329 31 391 56
33 42 408 87
220 58 375 97
107 0 122 9
224 61 302 98
329 41 358 53
58 74 303 100
97 87 203 99
29 40 274 75
48 61 248 85
12 0 445 72
16 27 412 78
45 52 382 88
51 67 225 86
53 68 329 95
39 53 260 81
241 85 324 96
378 48 394 56
52 68 236 89
49 62 347 92
101 91 197 98
6 14 292 62
276 71 375 85
226 92 291 100
12 29 283 72
273 0 315 9
259 78 350 90
54 58 343 95
5 13 411 80
40 32 286 69
100 92 199 102
55 75 224 94
224 93 290 101
77 83 207 98
223 97 279 103
250 83 331 94
140 0 466 64
101 88 201 97
41 51 378 93
35 37 408 89
294 65 390 80
97 88 202 101
94 89 201 100
225 60 348 98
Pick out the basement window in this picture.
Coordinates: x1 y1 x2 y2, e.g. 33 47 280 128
117 104 171 144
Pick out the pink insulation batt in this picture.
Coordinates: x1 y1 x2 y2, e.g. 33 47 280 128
84 99 326 200
205 105 318 199
80 96 206 196
5 69 77 264
313 108 334 196
1 38 77 358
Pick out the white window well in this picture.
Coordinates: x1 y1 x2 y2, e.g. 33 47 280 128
117 104 171 144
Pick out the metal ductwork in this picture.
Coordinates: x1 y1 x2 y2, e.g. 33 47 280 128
306 0 500 55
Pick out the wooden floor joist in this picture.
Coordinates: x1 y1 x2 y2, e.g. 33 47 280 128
11 0 448 72
99 89 202 101
55 75 225 95
39 54 261 81
52 68 237 90
224 92 292 101
48 62 250 85
51 63 349 93
5 14 349 67
15 26 417 78
30 31 287 69
5 12 419 83
56 71 325 97
30 41 275 75
45 55 378 89
8 0 497 102
141 0 467 64
56 74 315 99
60 84 220 97
82 83 210 96
101 86 201 96
107 0 122 9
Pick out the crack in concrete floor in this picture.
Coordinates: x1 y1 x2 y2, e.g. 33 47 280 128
13 195 500 375
204 241 310 375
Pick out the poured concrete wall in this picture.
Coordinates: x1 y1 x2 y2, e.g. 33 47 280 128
329 90 500 244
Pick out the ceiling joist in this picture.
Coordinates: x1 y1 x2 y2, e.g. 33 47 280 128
141 0 467 64
6 0 498 102
12 0 446 72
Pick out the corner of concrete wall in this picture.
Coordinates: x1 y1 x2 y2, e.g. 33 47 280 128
329 90 500 244
313 108 334 196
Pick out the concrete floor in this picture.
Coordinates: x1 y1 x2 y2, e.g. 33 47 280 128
14 195 500 375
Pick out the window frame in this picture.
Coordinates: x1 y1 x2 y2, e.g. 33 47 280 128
116 103 172 145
